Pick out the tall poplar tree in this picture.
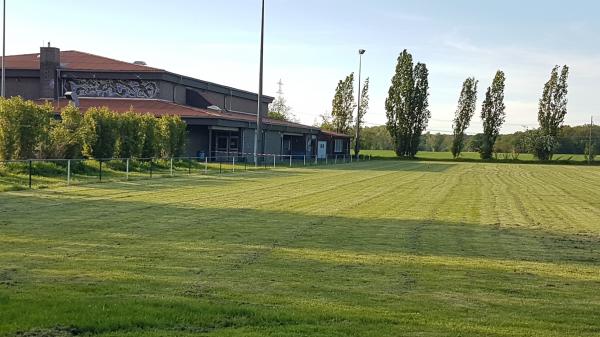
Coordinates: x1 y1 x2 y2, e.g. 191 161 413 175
451 78 478 158
536 65 569 160
354 77 369 157
331 73 355 135
480 71 506 159
385 50 430 158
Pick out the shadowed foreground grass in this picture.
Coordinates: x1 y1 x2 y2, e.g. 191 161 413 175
1 161 599 336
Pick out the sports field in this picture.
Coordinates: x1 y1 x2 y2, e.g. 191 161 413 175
1 161 599 336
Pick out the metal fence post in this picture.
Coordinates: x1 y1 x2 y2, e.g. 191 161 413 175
289 155 292 167
232 156 236 173
28 160 32 189
204 157 208 174
350 155 353 163
67 159 71 186
99 160 103 182
303 155 306 166
170 158 174 176
315 155 318 165
125 158 129 181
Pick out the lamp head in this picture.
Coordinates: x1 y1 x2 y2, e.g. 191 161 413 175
359 49 366 55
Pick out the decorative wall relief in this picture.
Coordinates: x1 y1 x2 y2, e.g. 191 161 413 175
64 79 160 98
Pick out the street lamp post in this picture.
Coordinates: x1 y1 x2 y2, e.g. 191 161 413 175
1 0 5 98
354 49 366 159
254 0 265 166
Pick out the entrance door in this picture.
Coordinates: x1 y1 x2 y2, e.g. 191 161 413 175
317 141 327 159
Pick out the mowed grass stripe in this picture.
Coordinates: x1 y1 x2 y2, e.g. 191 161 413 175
1 161 599 336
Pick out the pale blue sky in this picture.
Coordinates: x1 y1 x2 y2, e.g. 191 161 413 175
9 0 600 133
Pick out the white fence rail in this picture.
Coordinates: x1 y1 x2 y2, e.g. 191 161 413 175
0 153 372 190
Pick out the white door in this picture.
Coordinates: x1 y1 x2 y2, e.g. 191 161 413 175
318 141 327 159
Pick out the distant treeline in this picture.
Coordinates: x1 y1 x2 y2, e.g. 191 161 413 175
360 124 600 156
0 97 187 161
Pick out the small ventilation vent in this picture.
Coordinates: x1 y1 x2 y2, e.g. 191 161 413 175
133 61 147 66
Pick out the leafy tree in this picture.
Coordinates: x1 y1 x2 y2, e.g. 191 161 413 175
427 133 446 152
451 78 478 158
81 107 119 159
331 73 355 135
354 78 370 157
536 65 569 160
49 103 84 159
385 50 430 158
268 96 294 122
360 125 394 150
158 115 187 158
480 71 506 159
117 110 144 158
523 128 558 160
0 97 53 160
140 114 160 158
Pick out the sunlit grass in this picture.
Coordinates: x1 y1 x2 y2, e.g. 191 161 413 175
1 160 599 336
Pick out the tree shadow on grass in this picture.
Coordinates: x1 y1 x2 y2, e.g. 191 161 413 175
2 193 598 266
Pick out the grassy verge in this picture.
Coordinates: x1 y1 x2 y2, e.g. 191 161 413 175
0 157 328 192
358 150 597 165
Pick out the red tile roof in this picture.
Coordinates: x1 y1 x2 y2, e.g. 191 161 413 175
38 98 318 130
2 50 163 72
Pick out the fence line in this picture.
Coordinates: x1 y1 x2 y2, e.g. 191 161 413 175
0 153 372 191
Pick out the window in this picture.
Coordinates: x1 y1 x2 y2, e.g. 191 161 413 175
229 137 239 151
217 137 228 151
334 139 343 153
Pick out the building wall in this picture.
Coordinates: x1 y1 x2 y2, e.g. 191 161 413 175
4 78 40 100
159 82 186 104
186 125 209 157
264 130 282 155
242 129 255 154
317 135 351 156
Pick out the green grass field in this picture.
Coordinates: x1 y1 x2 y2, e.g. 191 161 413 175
360 150 593 162
1 161 599 336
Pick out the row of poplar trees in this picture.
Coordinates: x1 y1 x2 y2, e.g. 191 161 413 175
0 97 187 161
383 49 570 160
450 66 569 160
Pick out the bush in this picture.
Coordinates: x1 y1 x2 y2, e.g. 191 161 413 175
48 103 84 159
81 107 119 159
523 129 558 161
116 110 144 158
158 115 187 158
0 97 54 160
140 114 159 158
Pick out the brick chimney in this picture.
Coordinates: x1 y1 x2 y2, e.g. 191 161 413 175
39 43 60 99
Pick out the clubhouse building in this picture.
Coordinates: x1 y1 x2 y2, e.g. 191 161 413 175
1 45 351 160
